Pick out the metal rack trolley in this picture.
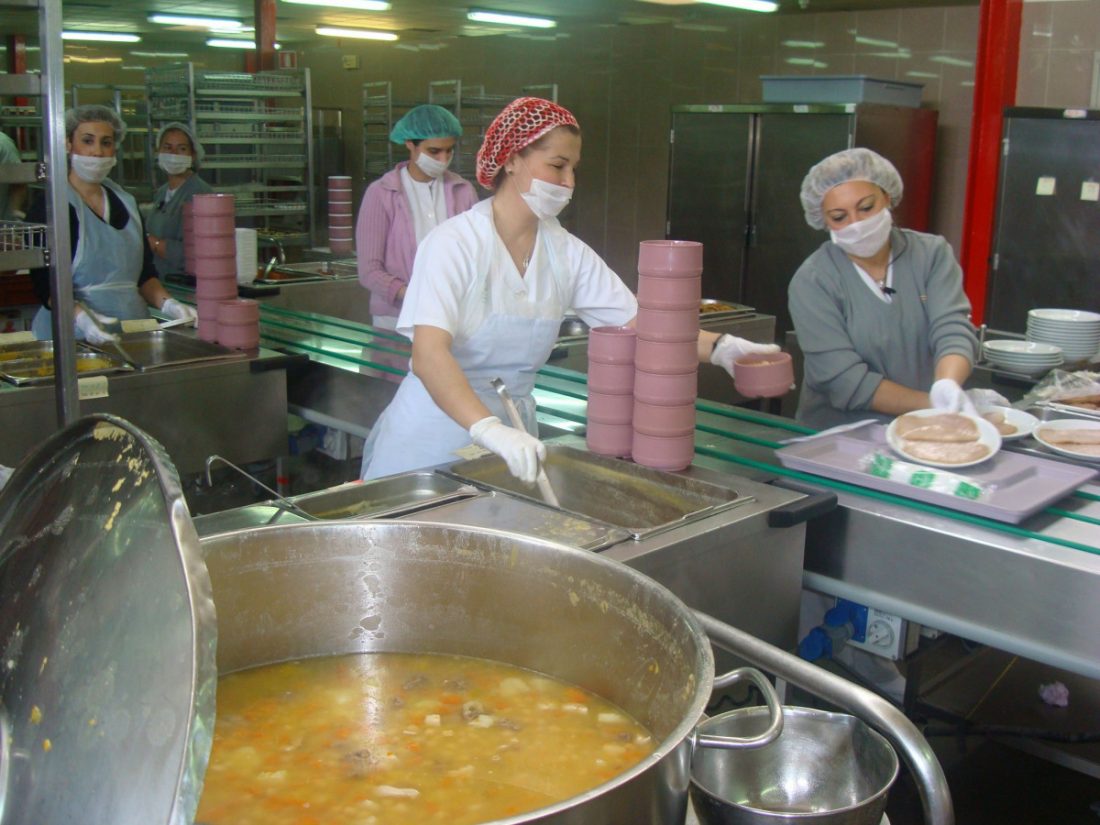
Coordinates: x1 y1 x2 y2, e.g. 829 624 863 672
0 0 78 425
70 83 154 202
145 64 315 249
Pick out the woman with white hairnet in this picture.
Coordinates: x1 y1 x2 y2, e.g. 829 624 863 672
361 97 776 482
145 121 213 281
29 105 196 344
788 148 979 429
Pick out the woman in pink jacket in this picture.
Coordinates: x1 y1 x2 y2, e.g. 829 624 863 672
356 104 478 333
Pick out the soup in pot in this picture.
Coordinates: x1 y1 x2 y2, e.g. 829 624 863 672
196 652 656 825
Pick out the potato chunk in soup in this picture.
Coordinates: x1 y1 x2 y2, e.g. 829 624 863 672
196 652 656 825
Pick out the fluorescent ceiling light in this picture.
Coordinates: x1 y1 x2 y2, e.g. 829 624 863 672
782 39 825 49
696 0 778 12
283 0 390 9
854 36 897 48
315 26 399 40
121 65 147 71
131 51 189 58
467 9 556 28
929 55 974 67
206 38 283 49
62 31 142 42
149 13 244 30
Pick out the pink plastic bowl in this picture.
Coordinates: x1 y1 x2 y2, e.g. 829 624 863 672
636 273 702 310
637 240 703 278
328 205 353 217
631 431 695 472
197 318 219 341
196 279 238 300
587 361 635 395
217 299 260 325
328 176 352 188
634 338 698 374
587 390 635 425
633 368 698 406
635 306 699 343
191 193 236 217
190 235 236 256
197 298 224 318
586 421 633 458
218 324 260 350
330 240 355 254
328 215 353 228
588 326 637 365
733 351 794 399
194 258 238 279
191 216 235 236
632 400 696 437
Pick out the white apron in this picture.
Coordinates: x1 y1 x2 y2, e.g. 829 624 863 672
361 230 565 480
33 178 147 340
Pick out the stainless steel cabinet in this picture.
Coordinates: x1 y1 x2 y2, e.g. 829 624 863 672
985 108 1100 332
667 103 937 335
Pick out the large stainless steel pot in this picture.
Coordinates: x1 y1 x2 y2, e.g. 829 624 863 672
200 520 779 824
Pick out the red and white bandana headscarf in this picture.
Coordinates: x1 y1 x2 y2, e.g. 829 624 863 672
475 97 579 189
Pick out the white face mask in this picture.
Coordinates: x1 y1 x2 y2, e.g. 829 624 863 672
70 154 117 184
520 177 573 221
158 152 192 176
414 151 449 179
829 208 892 258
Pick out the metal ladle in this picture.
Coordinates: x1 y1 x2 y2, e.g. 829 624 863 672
490 377 561 508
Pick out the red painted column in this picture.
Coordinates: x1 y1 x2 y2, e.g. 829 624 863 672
254 0 277 71
959 0 1023 325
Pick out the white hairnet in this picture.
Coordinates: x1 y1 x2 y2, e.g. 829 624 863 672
799 148 903 229
155 121 205 169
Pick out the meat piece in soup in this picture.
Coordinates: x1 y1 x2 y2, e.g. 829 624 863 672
196 652 656 825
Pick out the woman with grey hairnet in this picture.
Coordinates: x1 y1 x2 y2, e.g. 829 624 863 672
28 104 196 344
787 147 979 429
146 121 213 280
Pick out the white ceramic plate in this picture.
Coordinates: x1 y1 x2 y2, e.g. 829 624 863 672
976 406 1038 442
886 409 1002 469
1029 308 1100 324
984 339 1062 356
1032 419 1100 462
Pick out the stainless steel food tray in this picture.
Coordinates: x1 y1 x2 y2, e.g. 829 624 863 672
699 298 756 321
444 444 752 540
288 472 479 519
0 350 133 385
88 330 244 370
776 423 1097 524
394 490 633 551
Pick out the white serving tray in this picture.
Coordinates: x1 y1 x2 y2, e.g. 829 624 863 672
776 423 1097 524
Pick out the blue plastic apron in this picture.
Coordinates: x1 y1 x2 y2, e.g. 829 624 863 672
361 227 565 480
33 179 148 340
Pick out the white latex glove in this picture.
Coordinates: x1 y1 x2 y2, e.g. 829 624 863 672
74 308 119 344
929 378 977 416
966 388 1011 410
709 334 781 377
469 415 546 484
161 298 198 325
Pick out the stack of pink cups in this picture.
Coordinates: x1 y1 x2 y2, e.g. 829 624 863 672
216 298 260 350
632 240 702 472
191 193 238 342
328 176 354 255
586 325 637 458
182 201 195 277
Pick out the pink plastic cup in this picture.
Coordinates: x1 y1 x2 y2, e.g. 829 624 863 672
586 421 633 458
632 400 696 437
587 361 635 395
587 390 635 425
634 338 698 374
218 321 260 350
328 175 352 189
635 306 699 343
633 368 698 406
733 352 794 399
637 239 703 278
587 325 637 365
631 431 695 472
636 273 702 310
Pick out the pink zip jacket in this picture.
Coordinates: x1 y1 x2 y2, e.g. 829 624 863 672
355 161 478 318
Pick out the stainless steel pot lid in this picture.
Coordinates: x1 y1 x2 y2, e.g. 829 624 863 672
0 414 216 825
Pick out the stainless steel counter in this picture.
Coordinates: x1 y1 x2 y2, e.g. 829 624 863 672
247 275 373 325
0 344 294 475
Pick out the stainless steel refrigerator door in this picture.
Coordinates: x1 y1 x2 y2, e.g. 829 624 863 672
986 111 1100 332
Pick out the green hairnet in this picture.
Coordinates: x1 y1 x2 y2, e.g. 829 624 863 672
389 104 462 144
799 148 903 230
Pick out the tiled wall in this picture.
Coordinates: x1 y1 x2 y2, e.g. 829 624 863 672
1018 0 1100 108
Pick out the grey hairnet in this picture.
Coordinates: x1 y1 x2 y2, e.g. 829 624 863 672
799 148 904 230
389 104 463 144
65 104 127 143
155 121 205 169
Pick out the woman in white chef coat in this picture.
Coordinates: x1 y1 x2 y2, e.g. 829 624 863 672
29 105 196 343
361 97 777 483
788 148 979 429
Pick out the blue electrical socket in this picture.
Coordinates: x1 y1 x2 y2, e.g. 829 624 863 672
835 598 869 643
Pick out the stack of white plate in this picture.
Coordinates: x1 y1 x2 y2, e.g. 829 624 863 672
982 339 1063 376
1026 308 1100 364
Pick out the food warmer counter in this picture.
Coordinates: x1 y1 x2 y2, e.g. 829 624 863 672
0 330 297 475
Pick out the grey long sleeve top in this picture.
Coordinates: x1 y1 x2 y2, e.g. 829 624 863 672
788 228 978 430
